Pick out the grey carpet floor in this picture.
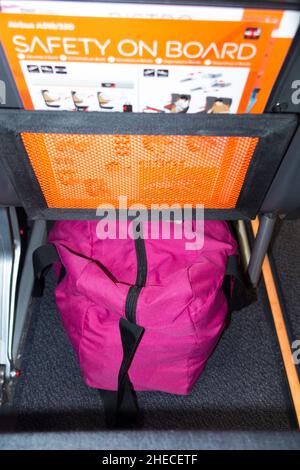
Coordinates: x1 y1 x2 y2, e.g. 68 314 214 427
9 221 300 431
271 219 300 342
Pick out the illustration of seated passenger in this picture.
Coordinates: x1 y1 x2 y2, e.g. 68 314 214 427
97 92 114 110
41 90 61 108
164 94 191 113
199 96 232 114
71 91 90 111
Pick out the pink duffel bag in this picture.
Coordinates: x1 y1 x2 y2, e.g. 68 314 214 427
33 219 250 425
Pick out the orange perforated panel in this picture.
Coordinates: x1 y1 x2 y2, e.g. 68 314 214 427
21 133 259 209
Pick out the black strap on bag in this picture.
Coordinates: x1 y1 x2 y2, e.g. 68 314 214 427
100 225 147 428
223 254 256 314
33 244 62 296
100 319 144 428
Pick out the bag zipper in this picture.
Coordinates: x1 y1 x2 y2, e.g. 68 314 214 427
125 223 147 323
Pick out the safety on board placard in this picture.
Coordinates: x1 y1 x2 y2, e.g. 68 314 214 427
0 1 299 113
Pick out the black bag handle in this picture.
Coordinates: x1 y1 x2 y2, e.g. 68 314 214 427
223 254 256 313
100 318 144 428
32 244 62 296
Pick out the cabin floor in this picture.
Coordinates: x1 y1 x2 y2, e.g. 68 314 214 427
0 219 300 449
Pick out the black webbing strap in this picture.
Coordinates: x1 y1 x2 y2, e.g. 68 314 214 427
100 318 145 428
223 254 255 313
32 244 61 296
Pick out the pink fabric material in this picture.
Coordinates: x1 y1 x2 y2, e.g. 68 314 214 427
48 220 237 395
